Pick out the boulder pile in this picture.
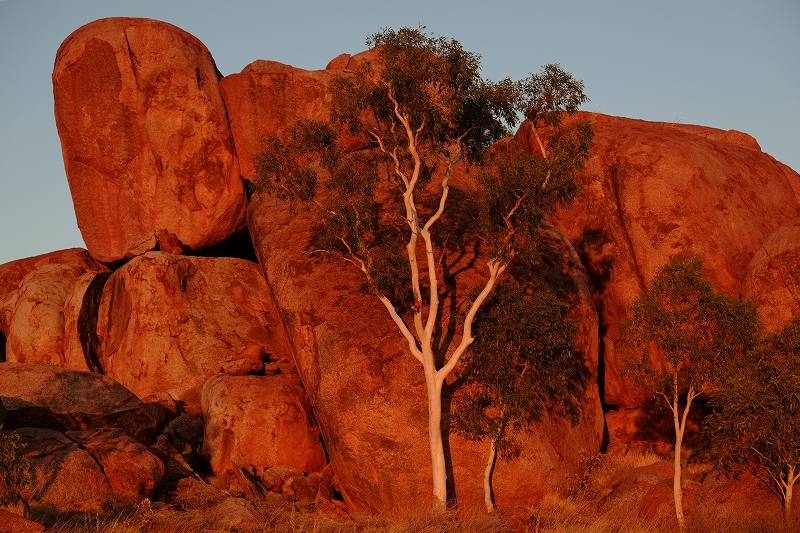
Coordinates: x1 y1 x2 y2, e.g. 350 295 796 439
1 15 798 527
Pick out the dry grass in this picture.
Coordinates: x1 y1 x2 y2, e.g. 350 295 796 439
41 451 800 533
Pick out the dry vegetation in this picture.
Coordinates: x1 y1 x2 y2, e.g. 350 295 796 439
41 451 799 533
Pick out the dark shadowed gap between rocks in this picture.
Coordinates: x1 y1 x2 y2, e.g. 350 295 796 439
78 271 113 374
186 227 258 263
0 329 6 363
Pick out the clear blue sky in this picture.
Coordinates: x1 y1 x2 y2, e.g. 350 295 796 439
0 0 798 265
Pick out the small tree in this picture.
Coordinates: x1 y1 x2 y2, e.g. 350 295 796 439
451 284 582 512
707 315 800 519
254 27 592 510
622 253 758 530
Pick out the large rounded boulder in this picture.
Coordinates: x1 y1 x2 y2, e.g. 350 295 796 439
94 253 293 414
53 18 245 263
219 51 376 180
521 113 800 407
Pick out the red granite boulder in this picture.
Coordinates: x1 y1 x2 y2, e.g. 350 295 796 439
741 217 800 332
53 18 245 263
0 363 160 443
201 374 327 493
219 50 377 180
519 113 800 407
94 253 293 414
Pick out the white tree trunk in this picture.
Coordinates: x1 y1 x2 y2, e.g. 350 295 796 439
484 439 497 512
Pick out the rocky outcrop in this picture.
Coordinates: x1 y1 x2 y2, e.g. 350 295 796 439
201 374 327 492
519 113 800 407
14 427 163 513
94 253 293 414
219 51 376 180
247 163 604 512
0 249 103 300
2 264 91 366
0 363 160 443
741 217 800 332
53 18 245 263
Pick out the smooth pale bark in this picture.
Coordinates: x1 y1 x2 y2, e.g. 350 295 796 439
667 376 697 532
484 439 497 512
371 88 507 511
780 465 800 520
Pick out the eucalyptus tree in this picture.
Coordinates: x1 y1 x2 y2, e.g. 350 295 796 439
451 284 581 512
707 315 800 520
254 27 592 511
623 254 758 530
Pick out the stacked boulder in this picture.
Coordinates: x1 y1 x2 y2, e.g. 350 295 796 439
1 14 799 525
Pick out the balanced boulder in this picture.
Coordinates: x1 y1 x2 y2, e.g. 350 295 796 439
53 18 245 263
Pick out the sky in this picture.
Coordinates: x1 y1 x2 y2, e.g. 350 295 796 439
0 0 798 265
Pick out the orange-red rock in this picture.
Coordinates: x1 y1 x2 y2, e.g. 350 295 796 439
247 164 603 512
53 18 245 263
219 51 376 180
741 217 800 332
0 363 160 443
14 427 162 513
3 264 90 366
95 253 293 414
0 249 103 299
201 374 326 492
519 113 800 408
0 509 44 533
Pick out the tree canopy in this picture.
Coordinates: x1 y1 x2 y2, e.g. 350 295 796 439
253 26 592 511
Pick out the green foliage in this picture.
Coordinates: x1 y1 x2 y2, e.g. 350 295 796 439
452 283 582 459
706 314 800 500
0 429 29 506
518 63 590 128
622 253 758 398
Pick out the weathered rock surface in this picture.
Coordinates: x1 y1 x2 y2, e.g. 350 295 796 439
0 248 103 300
201 374 326 491
53 17 245 263
62 271 112 372
0 509 44 533
219 51 376 180
248 164 603 512
95 253 293 414
2 264 90 366
0 363 160 443
519 113 800 408
741 217 800 332
13 427 162 513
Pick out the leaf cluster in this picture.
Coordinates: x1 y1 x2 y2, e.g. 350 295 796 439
452 283 582 459
706 315 800 491
518 63 590 128
622 253 758 398
0 429 29 506
476 133 589 267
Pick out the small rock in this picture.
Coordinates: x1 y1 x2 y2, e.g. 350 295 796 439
221 358 264 376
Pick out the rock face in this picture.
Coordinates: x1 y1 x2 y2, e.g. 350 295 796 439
201 374 327 491
0 363 160 443
519 113 800 408
248 167 604 512
94 253 293 414
53 18 245 263
0 248 103 299
2 264 90 366
15 427 163 512
219 51 376 180
741 217 800 332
